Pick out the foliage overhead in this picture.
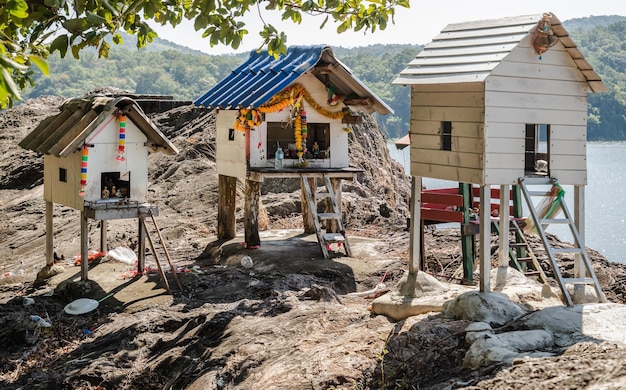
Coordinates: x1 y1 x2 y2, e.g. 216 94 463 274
0 0 410 107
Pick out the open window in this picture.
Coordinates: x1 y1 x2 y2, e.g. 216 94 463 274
266 121 330 160
525 124 550 175
441 121 452 151
101 171 131 199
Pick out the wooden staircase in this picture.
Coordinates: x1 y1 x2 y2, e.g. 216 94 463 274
518 177 605 305
301 173 351 259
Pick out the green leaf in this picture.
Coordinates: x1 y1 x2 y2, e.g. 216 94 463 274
1 67 22 100
49 34 69 57
28 55 49 76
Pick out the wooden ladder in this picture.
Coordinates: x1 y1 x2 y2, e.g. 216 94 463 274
301 173 352 259
140 209 183 292
518 177 605 305
492 217 548 282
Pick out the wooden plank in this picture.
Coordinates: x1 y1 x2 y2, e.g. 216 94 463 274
426 34 527 50
421 192 464 206
441 15 539 32
301 177 316 234
550 140 586 156
410 121 483 138
485 90 587 112
484 152 524 169
412 149 483 169
421 208 463 223
485 123 525 139
412 91 484 108
505 44 577 67
410 82 484 93
550 155 586 171
485 75 589 97
402 62 498 76
435 23 536 40
411 106 484 122
485 138 524 154
485 106 587 127
411 162 483 184
549 125 586 141
417 44 517 58
412 134 483 153
484 168 524 185
407 52 508 67
396 73 489 86
490 61 587 83
550 170 586 185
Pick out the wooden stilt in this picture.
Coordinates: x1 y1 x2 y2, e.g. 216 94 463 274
80 210 89 280
45 201 54 266
325 178 342 233
301 176 316 233
460 183 474 283
409 176 422 274
479 185 491 292
138 215 146 272
244 179 261 248
499 184 510 267
218 174 237 240
573 185 585 300
100 220 108 253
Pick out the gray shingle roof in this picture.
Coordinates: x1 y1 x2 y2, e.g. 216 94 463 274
19 96 178 157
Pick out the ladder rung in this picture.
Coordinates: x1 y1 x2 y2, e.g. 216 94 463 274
525 271 541 276
527 190 553 196
317 192 331 198
562 278 595 284
318 213 340 220
516 257 533 262
552 248 583 254
322 233 345 243
540 218 568 224
509 243 528 248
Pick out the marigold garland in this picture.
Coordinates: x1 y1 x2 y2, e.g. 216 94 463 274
232 83 348 132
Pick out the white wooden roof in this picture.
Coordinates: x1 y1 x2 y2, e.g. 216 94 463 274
394 13 606 93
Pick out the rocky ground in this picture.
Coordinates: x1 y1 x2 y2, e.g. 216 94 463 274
1 94 626 389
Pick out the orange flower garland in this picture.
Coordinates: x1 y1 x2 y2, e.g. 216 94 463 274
233 83 348 132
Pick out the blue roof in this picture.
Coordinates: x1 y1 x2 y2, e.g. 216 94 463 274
194 45 393 115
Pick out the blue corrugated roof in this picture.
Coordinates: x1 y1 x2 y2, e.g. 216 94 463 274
195 46 325 108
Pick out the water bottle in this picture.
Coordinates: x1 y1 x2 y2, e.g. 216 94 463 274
275 147 284 169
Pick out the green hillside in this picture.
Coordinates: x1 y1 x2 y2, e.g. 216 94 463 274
22 16 626 140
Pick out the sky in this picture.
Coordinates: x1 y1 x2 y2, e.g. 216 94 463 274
154 0 625 55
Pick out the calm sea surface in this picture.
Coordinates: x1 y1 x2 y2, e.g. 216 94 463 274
388 142 626 264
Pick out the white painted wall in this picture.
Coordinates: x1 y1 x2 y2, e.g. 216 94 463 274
216 110 247 178
43 112 150 209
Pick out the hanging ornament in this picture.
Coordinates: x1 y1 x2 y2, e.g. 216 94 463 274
300 109 307 143
116 114 126 161
79 145 88 197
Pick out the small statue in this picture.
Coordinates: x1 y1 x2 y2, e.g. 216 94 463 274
312 142 320 154
110 186 116 197
102 186 109 198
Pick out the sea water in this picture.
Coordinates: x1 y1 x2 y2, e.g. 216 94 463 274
388 142 626 264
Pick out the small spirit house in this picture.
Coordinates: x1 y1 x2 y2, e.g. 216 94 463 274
195 46 392 256
394 14 607 304
20 96 178 279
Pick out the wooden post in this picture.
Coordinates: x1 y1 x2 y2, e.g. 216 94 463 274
479 185 491 292
80 211 89 280
45 201 54 266
326 178 342 233
460 183 474 283
100 220 108 253
511 185 526 268
244 179 261 248
138 215 146 272
218 174 237 240
301 176 316 233
499 184 510 267
573 185 585 299
408 176 422 274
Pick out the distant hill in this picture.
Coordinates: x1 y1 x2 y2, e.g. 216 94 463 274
18 15 626 140
564 15 626 31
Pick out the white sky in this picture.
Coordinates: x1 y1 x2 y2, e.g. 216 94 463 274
155 0 625 54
